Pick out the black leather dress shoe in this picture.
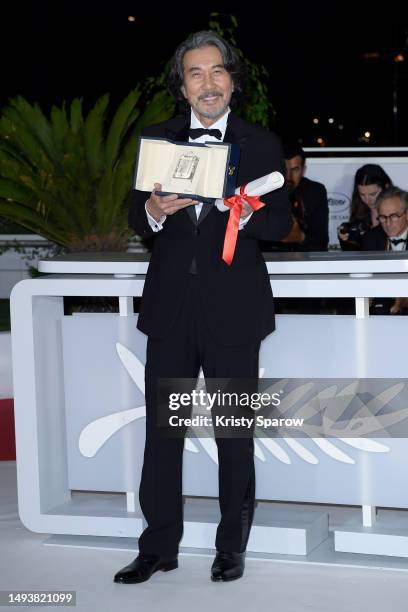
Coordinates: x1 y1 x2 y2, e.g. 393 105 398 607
211 551 245 582
113 553 178 584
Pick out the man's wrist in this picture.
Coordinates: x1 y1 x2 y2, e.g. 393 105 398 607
145 200 166 232
146 199 162 222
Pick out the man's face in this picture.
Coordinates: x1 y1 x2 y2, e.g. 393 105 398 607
181 45 234 127
285 155 305 192
378 196 408 237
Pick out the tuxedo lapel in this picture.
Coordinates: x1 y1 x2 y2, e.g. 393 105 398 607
186 204 198 226
224 113 250 147
165 121 190 143
197 202 212 224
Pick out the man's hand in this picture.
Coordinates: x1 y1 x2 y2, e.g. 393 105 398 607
338 229 349 241
146 183 198 221
240 199 253 218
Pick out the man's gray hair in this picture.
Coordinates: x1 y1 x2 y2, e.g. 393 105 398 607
375 186 408 210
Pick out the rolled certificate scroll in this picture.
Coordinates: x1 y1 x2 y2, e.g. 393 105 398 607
215 171 284 211
217 172 285 265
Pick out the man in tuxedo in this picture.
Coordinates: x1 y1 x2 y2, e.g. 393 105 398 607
362 186 408 314
260 144 329 252
362 186 408 251
113 30 292 585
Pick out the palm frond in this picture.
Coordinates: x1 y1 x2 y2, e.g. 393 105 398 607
70 98 84 134
0 199 68 244
84 93 109 179
0 89 171 251
51 104 70 151
134 90 174 133
105 89 141 167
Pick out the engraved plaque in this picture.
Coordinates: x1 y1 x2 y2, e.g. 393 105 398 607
173 152 199 180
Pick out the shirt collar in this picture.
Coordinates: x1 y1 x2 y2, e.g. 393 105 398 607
190 108 230 139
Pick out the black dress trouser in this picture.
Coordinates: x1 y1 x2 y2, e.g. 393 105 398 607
138 274 260 557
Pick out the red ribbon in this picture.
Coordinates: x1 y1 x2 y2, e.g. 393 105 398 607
221 185 265 265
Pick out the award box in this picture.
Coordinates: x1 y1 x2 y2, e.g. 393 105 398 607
133 136 240 203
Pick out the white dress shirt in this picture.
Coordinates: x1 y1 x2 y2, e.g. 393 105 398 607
145 109 252 231
388 228 408 251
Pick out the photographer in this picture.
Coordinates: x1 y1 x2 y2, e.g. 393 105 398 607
260 144 329 252
338 164 392 250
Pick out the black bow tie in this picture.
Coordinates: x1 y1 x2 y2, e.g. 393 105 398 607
189 127 222 140
390 238 407 245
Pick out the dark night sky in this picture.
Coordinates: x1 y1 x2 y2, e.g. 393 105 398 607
2 2 408 145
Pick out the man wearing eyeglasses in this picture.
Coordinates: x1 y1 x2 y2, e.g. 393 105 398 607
362 186 408 313
362 187 408 251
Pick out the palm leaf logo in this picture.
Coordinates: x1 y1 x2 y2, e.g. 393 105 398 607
79 343 397 464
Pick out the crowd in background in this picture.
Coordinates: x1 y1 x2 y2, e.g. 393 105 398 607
267 148 408 315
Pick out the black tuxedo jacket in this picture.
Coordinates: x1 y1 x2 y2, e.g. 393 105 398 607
361 226 408 251
260 176 329 252
294 177 329 251
361 226 387 250
128 113 292 346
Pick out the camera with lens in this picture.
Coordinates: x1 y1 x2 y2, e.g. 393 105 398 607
338 221 365 242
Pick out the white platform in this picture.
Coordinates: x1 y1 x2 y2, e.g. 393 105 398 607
9 258 408 558
37 251 408 275
335 512 408 557
181 498 329 555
